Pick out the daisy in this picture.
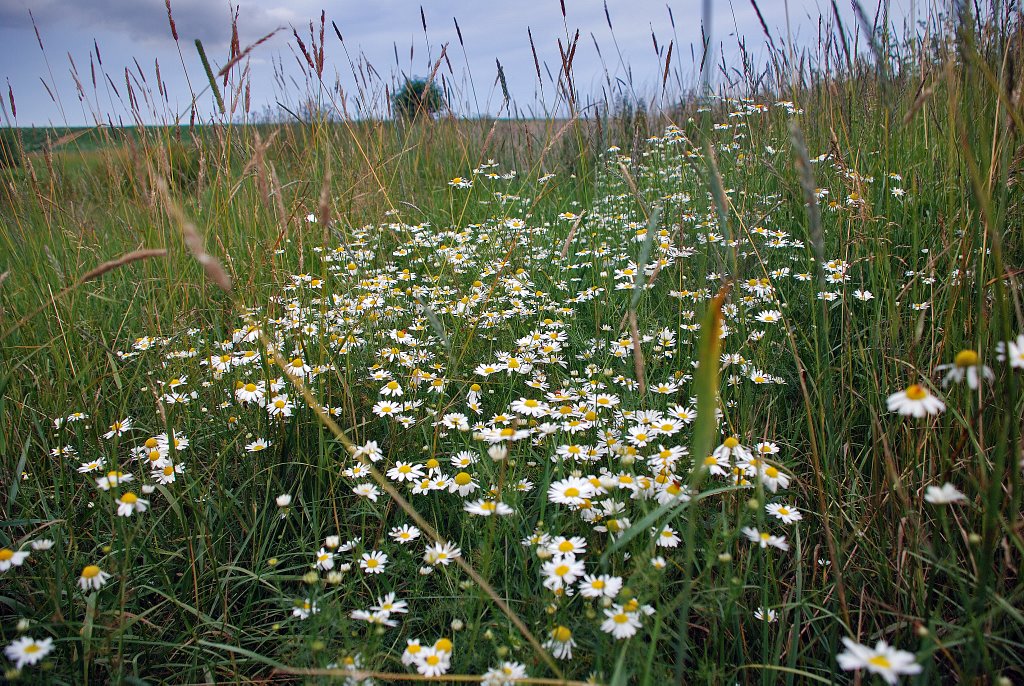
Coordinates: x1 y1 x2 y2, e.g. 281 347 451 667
267 395 295 418
887 384 945 417
352 483 380 501
284 356 311 377
836 637 921 684
352 440 384 463
401 639 424 665
758 465 791 493
413 647 450 677
547 477 596 507
0 548 29 572
292 598 319 620
235 382 265 404
386 462 424 483
103 417 133 439
379 380 403 397
314 548 335 571
510 397 550 418
78 459 105 474
372 592 408 614
115 492 149 517
482 661 529 686
371 400 399 417
713 437 753 464
541 554 586 592
924 482 967 505
390 524 421 543
360 550 388 574
547 536 587 557
700 453 731 476
600 605 643 639
543 626 577 660
423 541 461 566
998 333 1024 368
935 350 993 389
766 502 803 523
78 564 111 591
246 438 271 453
4 636 54 669
464 499 514 516
742 526 790 551
155 458 184 482
451 471 479 496
654 525 681 547
754 607 778 622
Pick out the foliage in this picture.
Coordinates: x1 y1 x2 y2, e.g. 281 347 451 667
392 77 445 121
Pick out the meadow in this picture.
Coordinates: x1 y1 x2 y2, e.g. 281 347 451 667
1 2 1023 684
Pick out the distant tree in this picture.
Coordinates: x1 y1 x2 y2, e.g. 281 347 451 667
392 78 445 121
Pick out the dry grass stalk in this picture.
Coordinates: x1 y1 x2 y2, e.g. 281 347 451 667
559 210 586 259
155 178 232 292
628 309 647 397
2 248 168 341
79 249 168 282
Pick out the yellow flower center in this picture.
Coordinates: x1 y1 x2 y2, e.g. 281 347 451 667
120 492 138 505
82 565 100 579
564 487 580 498
954 349 979 367
426 655 440 666
555 564 570 576
435 638 453 652
387 381 399 390
366 559 378 568
244 383 257 392
724 437 739 449
552 626 572 642
291 358 303 368
426 458 440 469
765 466 780 478
704 455 718 466
0 549 13 561
613 613 629 624
905 384 927 401
145 438 159 449
868 655 892 669
163 466 175 476
778 507 789 515
274 400 286 409
558 541 574 552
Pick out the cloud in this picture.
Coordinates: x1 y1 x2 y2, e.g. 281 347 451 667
0 0 307 45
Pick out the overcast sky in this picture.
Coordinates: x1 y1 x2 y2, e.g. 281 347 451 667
0 0 924 127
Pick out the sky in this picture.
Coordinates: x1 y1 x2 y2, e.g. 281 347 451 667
0 0 925 127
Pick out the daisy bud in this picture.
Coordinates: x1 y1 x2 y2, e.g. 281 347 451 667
487 444 508 461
